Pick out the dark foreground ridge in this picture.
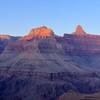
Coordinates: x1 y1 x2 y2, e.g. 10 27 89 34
0 25 100 100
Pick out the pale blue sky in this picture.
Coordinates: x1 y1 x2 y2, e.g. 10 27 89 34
0 0 100 36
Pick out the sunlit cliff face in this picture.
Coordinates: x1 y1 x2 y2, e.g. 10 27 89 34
20 26 54 40
29 26 54 37
0 35 11 39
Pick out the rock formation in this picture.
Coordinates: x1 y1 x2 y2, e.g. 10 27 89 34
20 26 54 41
73 25 86 36
0 26 100 100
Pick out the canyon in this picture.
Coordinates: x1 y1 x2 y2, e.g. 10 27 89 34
0 25 100 100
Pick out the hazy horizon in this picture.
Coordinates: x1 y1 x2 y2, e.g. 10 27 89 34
0 0 100 36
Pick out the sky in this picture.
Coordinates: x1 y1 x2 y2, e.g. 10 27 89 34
0 0 100 36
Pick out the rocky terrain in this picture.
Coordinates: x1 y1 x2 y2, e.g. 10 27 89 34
58 90 100 100
0 25 100 100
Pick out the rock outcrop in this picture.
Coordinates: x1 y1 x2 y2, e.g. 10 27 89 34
20 26 54 41
0 34 11 40
75 25 86 34
73 25 87 36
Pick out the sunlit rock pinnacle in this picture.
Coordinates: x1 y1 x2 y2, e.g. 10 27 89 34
74 25 86 35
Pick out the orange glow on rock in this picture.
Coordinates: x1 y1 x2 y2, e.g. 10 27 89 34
29 26 54 37
0 35 11 39
20 26 54 40
75 25 85 33
20 35 33 41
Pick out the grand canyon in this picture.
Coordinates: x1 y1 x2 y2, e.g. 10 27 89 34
0 25 100 100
